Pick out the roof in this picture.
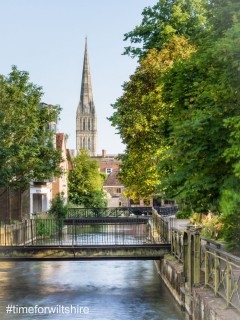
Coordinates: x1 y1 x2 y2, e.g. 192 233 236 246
103 170 122 187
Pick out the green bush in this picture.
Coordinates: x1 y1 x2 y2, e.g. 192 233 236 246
176 205 192 219
49 192 67 219
35 219 57 237
220 176 240 252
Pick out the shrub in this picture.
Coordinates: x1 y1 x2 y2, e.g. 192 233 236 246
219 176 240 252
176 205 192 219
35 219 57 237
49 192 67 219
200 212 224 240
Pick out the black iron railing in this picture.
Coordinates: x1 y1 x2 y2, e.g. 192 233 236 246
67 207 153 218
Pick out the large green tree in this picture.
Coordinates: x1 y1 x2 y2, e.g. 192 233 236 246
68 149 107 208
110 0 240 250
0 66 62 194
123 0 208 58
110 36 195 200
110 0 209 202
158 5 240 212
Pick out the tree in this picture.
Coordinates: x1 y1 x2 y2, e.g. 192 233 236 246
110 0 207 201
0 66 62 214
49 192 67 219
109 36 195 200
219 176 240 252
68 149 107 208
158 12 240 212
110 0 240 249
123 0 208 58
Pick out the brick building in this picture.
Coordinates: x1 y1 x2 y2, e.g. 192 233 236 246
0 133 72 222
51 133 69 204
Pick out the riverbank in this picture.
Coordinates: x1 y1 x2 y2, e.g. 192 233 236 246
154 238 240 320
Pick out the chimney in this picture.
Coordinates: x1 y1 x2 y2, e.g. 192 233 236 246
102 149 107 158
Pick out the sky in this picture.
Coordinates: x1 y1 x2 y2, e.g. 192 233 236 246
0 0 157 155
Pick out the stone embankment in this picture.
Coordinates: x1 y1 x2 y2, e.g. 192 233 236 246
155 215 240 320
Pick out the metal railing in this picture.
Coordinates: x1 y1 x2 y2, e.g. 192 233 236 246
171 227 184 263
67 206 177 218
151 209 169 243
67 207 153 218
0 220 36 246
154 205 178 216
152 209 240 313
201 238 240 311
0 218 153 246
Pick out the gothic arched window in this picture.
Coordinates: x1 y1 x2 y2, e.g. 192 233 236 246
83 137 86 148
83 119 86 130
88 138 91 150
88 119 91 130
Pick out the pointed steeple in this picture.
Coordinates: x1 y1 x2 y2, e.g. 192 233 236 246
80 37 94 107
76 38 97 156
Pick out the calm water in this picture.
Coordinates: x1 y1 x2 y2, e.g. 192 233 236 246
0 225 186 319
0 260 186 320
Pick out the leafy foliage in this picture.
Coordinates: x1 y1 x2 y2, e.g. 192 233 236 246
110 0 240 248
35 219 57 237
110 36 195 201
68 149 107 208
219 176 240 251
159 17 240 212
0 66 62 192
49 192 67 219
123 0 208 58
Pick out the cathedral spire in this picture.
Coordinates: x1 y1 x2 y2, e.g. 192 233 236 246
80 37 94 106
76 38 97 156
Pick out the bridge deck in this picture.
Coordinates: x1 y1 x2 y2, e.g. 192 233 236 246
0 244 171 261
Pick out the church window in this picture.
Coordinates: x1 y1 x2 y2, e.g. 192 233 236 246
83 119 86 130
83 137 86 148
88 119 91 130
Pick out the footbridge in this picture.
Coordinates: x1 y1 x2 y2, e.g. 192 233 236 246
0 206 177 261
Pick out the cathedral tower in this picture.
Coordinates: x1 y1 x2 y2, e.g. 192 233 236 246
76 38 97 156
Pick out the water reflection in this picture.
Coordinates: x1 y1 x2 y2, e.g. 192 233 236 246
0 260 186 320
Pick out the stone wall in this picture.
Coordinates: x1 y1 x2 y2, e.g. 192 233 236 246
155 254 240 320
155 255 184 307
192 287 240 320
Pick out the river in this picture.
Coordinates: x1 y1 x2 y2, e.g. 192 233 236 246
0 224 187 319
0 260 187 320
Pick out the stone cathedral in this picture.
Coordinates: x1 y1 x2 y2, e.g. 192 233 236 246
76 39 97 156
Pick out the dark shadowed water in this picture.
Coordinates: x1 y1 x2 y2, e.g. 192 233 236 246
0 260 187 320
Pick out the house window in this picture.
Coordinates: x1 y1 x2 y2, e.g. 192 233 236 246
105 168 112 174
116 188 121 194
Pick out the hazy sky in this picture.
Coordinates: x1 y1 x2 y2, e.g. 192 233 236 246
0 0 157 154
